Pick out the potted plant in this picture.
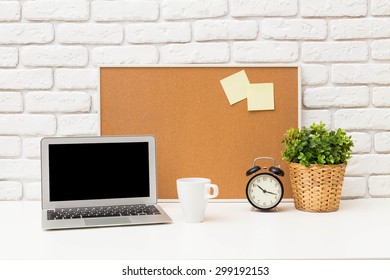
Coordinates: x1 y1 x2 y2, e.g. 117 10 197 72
282 122 354 212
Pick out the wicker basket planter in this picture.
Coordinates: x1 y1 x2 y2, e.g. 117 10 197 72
288 162 346 212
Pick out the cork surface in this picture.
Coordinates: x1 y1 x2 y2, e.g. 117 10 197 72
100 66 299 199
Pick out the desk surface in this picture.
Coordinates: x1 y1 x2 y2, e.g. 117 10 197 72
1 200 390 260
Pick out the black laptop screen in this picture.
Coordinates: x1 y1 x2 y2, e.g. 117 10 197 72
48 142 150 202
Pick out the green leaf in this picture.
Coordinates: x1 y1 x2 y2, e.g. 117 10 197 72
281 122 354 167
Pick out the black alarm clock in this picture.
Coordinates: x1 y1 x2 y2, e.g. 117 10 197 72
245 156 285 210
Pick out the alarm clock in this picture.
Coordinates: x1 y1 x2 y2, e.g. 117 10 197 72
245 156 285 210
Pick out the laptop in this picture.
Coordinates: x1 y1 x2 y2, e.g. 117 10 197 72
41 135 172 230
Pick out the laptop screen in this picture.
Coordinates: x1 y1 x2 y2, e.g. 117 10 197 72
48 142 150 202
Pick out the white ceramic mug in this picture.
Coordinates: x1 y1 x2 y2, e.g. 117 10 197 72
176 178 219 223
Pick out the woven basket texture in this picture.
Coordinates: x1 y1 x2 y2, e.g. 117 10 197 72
289 163 346 212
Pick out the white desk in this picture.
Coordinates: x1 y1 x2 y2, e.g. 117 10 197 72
1 200 389 260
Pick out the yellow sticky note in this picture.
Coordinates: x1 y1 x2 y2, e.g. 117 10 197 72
247 83 275 111
220 70 250 105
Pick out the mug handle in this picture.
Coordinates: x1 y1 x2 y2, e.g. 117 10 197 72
205 184 219 199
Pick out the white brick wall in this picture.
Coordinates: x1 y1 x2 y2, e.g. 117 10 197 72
349 132 371 154
25 92 91 113
373 87 390 107
233 42 299 62
302 42 368 62
92 0 159 22
301 65 328 86
0 69 53 90
0 47 18 67
162 0 228 19
374 132 390 153
332 64 390 84
91 46 158 65
0 0 389 200
301 0 367 17
0 159 40 179
342 177 367 198
372 40 390 60
161 43 230 63
230 0 297 17
0 24 54 44
331 19 390 40
0 181 22 200
194 20 258 41
126 23 191 43
335 109 390 130
369 176 390 197
23 181 41 200
302 110 332 129
0 115 56 135
262 19 327 40
0 1 21 22
303 86 369 108
57 114 98 136
0 136 21 157
57 24 123 44
371 0 390 16
346 154 390 175
22 138 42 159
24 0 90 21
0 92 23 112
56 69 97 89
21 46 88 67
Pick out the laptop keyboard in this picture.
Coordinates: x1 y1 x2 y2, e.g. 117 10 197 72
47 205 161 220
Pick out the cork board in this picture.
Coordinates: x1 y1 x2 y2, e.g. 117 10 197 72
99 66 300 199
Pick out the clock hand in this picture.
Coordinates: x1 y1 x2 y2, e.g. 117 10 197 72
266 191 277 195
255 185 266 193
256 184 277 195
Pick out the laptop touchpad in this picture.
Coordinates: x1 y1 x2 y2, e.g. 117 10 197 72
84 217 131 226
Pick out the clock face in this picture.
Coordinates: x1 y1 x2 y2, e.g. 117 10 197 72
246 173 284 210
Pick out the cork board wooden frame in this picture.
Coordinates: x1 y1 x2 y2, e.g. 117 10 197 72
99 65 301 199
